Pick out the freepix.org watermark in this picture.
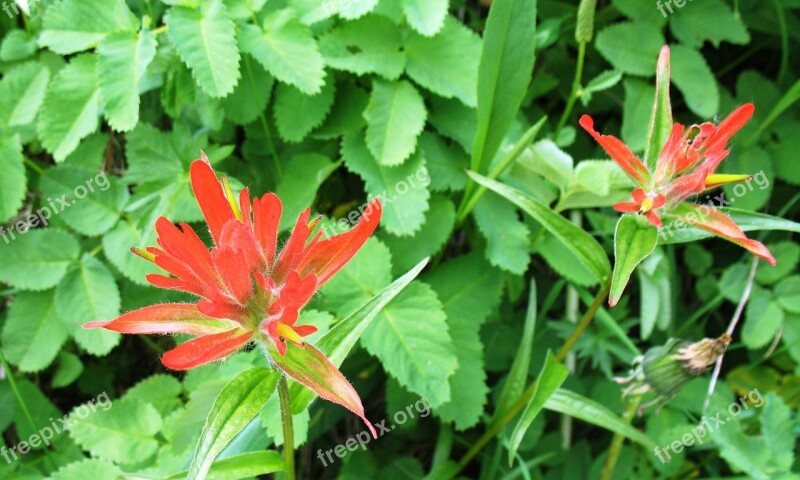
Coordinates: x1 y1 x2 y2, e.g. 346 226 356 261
656 0 695 18
0 171 111 244
653 388 765 463
316 398 430 467
1 391 112 464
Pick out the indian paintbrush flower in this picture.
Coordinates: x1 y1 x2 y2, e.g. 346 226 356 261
85 153 382 436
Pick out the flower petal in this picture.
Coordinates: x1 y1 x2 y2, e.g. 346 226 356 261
699 104 755 154
83 304 236 335
190 158 237 244
614 201 640 213
253 193 282 268
161 329 254 370
579 115 651 186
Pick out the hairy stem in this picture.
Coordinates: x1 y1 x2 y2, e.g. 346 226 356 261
278 376 295 480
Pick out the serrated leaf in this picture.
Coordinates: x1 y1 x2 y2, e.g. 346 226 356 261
610 215 659 307
97 30 158 131
612 0 666 26
69 397 162 465
364 80 427 166
426 253 504 429
13 381 61 440
419 132 469 192
0 61 50 129
275 153 339 229
320 237 392 317
0 229 80 291
274 81 336 142
669 0 749 48
342 132 430 236
49 459 121 480
314 81 369 139
0 29 38 61
165 0 241 98
596 22 664 76
240 9 325 95
670 44 718 118
2 290 70 373
222 54 274 125
319 15 405 79
55 254 121 356
401 0 449 36
39 0 137 54
0 136 26 223
37 54 100 162
338 0 379 19
103 220 161 285
473 190 531 275
124 374 183 417
361 281 457 407
405 17 480 107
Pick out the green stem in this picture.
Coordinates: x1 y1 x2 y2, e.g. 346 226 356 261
599 395 641 480
152 25 169 35
554 42 586 138
278 376 295 480
0 349 55 469
23 158 45 175
450 282 609 478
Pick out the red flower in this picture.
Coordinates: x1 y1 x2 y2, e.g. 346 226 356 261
579 49 775 266
85 154 382 435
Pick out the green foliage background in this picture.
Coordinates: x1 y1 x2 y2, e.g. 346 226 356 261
0 0 798 478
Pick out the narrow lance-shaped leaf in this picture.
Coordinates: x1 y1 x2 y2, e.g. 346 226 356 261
644 45 673 168
610 215 659 307
658 207 800 244
168 451 283 480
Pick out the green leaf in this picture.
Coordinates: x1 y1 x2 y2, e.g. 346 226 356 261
319 15 405 79
0 61 50 129
544 389 657 449
124 374 183 417
39 0 137 54
290 258 429 412
2 290 70 373
39 166 129 236
97 29 158 131
338 0 379 19
165 0 241 98
188 367 280 479
342 132 431 236
536 234 598 286
644 46 672 168
756 241 799 285
471 0 537 176
743 290 783 349
669 0 749 48
0 136 26 223
51 351 84 388
580 69 623 106
610 215 659 307
364 80 427 166
0 29 38 61
167 451 283 480
275 153 339 230
222 54 274 125
776 276 800 314
0 229 80 291
13 380 61 440
670 44 718 118
103 219 161 285
419 132 469 192
240 9 325 95
473 190 531 275
468 172 611 282
595 22 664 76
637 249 672 339
622 78 654 152
320 237 393 317
405 17 481 107
55 254 121 356
274 80 336 142
508 352 569 464
425 253 504 428
361 281 457 407
69 397 163 465
37 54 100 162
611 0 667 26
49 459 121 480
401 0 449 36
658 208 800 244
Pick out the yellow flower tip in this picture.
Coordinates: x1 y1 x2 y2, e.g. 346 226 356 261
641 196 654 212
221 176 243 222
130 247 156 263
277 323 305 346
705 173 752 188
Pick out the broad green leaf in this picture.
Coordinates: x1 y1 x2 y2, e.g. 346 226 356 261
124 374 183 417
536 234 598 287
39 0 137 54
419 132 469 192
0 61 50 129
622 78 654 152
188 367 279 479
13 380 61 440
320 237 393 317
405 17 481 107
595 21 664 76
468 172 611 282
743 290 783 349
39 165 130 237
0 229 80 291
429 96 478 153
69 398 162 465
644 45 672 168
342 132 430 236
49 459 121 480
275 153 339 229
473 190 531 275
776 276 800 314
240 9 325 95
165 0 241 98
2 290 69 372
103 219 160 285
610 215 659 307
51 351 84 388
508 352 569 464
544 389 657 449
260 391 310 447
0 29 38 61
0 136 25 223
319 15 405 79
290 258 429 412
97 29 158 131
401 0 449 37
426 253 504 428
338 0 379 19
167 451 283 480
670 44 718 118
756 241 799 285
364 80 427 166
222 54 274 125
361 281 457 407
274 80 336 142
314 81 369 139
37 54 100 162
669 0 749 48
471 0 537 177
721 147 774 211
55 254 121 356
612 0 667 25
658 208 800 244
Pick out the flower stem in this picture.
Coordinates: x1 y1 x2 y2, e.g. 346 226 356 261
554 41 586 139
277 376 295 480
555 279 609 363
599 394 641 480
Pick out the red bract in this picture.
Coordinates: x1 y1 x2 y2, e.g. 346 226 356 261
579 48 775 266
85 154 382 435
